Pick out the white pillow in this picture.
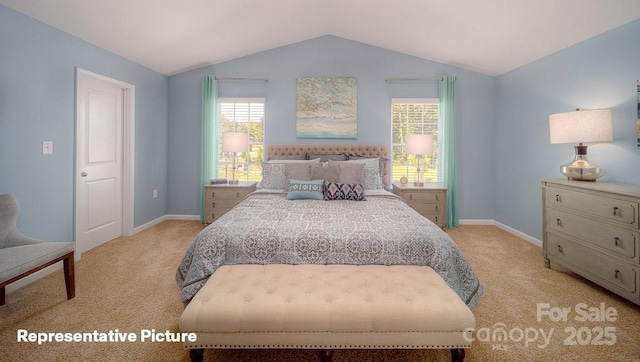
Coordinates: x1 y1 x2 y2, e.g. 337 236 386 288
346 158 383 190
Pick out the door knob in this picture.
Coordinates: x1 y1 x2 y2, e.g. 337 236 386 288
81 172 88 177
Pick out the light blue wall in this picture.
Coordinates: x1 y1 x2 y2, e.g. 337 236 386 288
168 36 497 218
495 19 640 239
0 5 169 241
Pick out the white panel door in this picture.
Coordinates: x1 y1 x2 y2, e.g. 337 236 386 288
76 72 124 254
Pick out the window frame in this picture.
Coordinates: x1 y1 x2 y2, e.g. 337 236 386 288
390 98 441 184
217 97 265 182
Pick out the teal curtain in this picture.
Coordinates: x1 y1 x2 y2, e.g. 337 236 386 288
439 75 458 228
201 75 218 223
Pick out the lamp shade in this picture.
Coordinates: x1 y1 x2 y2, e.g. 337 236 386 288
405 134 433 155
549 109 613 144
222 132 249 153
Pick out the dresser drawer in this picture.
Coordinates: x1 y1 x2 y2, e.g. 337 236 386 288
546 186 638 226
547 233 637 294
547 208 639 261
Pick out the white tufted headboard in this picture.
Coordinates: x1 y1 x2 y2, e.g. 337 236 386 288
266 144 389 186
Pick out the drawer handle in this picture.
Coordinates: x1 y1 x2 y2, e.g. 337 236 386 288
435 194 439 201
212 202 215 208
557 245 563 253
409 194 413 201
435 205 439 211
613 207 619 216
237 192 240 198
614 237 620 247
614 270 620 279
556 218 562 227
555 194 561 202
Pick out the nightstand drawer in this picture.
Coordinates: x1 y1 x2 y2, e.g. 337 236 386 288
204 188 250 202
403 191 445 204
409 203 445 215
547 233 637 294
546 186 638 226
547 208 639 261
203 182 257 224
204 208 234 222
423 213 445 226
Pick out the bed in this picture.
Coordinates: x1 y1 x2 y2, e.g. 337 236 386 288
175 144 483 310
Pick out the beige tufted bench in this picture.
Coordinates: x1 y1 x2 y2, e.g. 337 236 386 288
179 264 476 362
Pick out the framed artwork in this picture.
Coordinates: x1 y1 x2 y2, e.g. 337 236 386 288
296 77 357 138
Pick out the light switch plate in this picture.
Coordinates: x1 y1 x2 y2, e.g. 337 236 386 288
42 141 53 155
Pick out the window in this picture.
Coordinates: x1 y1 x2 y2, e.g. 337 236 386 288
217 98 265 182
391 99 440 183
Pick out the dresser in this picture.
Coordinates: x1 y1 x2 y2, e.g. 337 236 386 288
203 182 257 223
392 182 447 228
541 178 640 306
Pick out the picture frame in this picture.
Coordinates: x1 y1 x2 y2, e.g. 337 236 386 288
296 77 357 139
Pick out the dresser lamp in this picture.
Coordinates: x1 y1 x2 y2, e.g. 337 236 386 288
222 132 249 185
549 109 612 181
405 134 433 187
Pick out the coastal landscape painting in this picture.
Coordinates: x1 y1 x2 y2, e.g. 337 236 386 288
296 77 357 138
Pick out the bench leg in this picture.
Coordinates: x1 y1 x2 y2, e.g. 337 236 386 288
63 252 75 300
319 349 333 362
189 348 204 362
451 348 465 362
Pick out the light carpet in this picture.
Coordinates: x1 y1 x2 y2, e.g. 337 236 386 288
1 221 639 361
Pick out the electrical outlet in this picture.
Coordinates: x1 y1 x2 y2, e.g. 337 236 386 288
42 141 53 155
153 189 158 199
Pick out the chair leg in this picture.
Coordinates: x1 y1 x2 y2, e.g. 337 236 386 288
0 286 5 306
63 252 75 300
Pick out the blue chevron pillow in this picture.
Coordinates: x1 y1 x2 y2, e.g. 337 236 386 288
323 182 366 201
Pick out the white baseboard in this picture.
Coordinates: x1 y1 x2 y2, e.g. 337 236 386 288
459 219 542 247
165 214 200 221
133 214 200 234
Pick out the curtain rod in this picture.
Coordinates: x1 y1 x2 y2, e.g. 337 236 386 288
215 77 269 82
385 77 443 83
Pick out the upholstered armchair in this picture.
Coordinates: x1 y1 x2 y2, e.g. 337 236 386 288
0 193 75 306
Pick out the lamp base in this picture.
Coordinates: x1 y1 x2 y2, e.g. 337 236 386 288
228 180 239 185
560 146 604 181
413 181 424 187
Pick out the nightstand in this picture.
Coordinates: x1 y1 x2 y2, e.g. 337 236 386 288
392 182 447 228
203 182 257 223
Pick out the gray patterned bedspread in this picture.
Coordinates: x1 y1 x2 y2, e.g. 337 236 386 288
176 190 483 309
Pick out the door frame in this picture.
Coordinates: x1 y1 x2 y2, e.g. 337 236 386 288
75 68 135 256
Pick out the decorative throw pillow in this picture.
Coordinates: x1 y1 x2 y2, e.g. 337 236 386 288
323 182 366 201
346 158 383 190
284 163 312 190
287 179 325 200
311 164 340 184
328 160 365 185
261 159 320 189
261 163 287 189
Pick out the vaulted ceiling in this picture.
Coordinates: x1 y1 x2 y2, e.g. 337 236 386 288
3 0 640 76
